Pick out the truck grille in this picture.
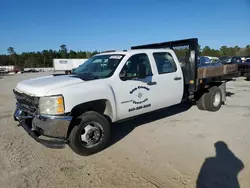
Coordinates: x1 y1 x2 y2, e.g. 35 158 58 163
13 89 39 114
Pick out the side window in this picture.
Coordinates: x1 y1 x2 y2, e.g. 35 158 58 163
120 53 152 80
153 52 177 74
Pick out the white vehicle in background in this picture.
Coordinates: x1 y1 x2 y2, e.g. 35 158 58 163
245 58 250 62
0 68 10 74
204 56 219 63
53 59 88 74
0 65 17 74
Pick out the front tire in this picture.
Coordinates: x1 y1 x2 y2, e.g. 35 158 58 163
68 111 110 156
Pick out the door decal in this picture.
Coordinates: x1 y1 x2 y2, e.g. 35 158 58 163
121 85 152 112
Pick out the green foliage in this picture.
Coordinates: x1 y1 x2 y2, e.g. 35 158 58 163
0 46 100 67
7 47 15 55
59 44 68 58
201 45 250 57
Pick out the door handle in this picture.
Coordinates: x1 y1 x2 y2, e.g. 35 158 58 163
174 76 182 81
147 81 157 85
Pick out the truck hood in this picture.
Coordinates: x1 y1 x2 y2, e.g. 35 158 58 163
16 74 84 96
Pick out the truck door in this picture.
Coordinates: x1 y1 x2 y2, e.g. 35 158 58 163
112 53 159 120
148 51 184 108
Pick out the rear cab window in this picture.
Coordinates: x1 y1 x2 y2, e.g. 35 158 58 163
152 52 177 74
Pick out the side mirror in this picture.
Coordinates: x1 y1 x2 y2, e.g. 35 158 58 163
119 70 127 81
138 63 147 78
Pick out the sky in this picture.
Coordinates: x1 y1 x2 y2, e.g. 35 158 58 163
0 0 249 54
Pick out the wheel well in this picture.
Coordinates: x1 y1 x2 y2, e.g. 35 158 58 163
67 99 113 138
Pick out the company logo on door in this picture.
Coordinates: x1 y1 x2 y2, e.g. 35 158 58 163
129 86 149 104
121 86 152 112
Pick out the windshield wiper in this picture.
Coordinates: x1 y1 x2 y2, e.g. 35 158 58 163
73 72 100 81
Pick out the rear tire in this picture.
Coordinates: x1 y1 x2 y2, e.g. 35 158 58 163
196 93 206 111
204 86 222 112
68 111 110 156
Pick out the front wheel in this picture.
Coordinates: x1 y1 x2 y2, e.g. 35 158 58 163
68 111 110 156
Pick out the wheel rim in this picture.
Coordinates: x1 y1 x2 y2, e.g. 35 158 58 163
213 92 221 107
80 122 104 148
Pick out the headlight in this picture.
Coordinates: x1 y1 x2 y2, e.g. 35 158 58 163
39 95 65 115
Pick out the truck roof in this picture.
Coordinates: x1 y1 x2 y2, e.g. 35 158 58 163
96 48 174 56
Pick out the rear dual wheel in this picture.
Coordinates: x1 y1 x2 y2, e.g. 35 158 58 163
196 86 222 112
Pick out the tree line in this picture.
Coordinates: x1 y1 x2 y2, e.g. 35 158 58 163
0 45 99 68
1 44 250 68
200 45 250 58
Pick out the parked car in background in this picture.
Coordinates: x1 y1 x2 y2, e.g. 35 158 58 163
24 69 39 73
241 57 246 63
0 68 9 74
217 56 242 64
204 56 219 63
197 56 221 67
245 58 250 64
0 65 17 74
241 56 250 63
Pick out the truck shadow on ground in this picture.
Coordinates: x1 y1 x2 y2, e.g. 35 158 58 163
108 102 192 148
196 141 244 188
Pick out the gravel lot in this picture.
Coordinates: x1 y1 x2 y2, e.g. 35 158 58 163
0 72 250 188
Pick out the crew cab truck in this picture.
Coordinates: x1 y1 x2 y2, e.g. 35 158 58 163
13 38 237 156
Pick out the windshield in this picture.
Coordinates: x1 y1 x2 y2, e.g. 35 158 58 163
72 54 125 78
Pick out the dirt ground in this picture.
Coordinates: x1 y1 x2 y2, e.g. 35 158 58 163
0 72 250 188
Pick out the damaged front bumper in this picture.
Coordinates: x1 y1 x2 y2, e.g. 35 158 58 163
14 105 72 149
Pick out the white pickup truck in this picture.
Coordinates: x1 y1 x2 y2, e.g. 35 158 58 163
13 38 235 156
